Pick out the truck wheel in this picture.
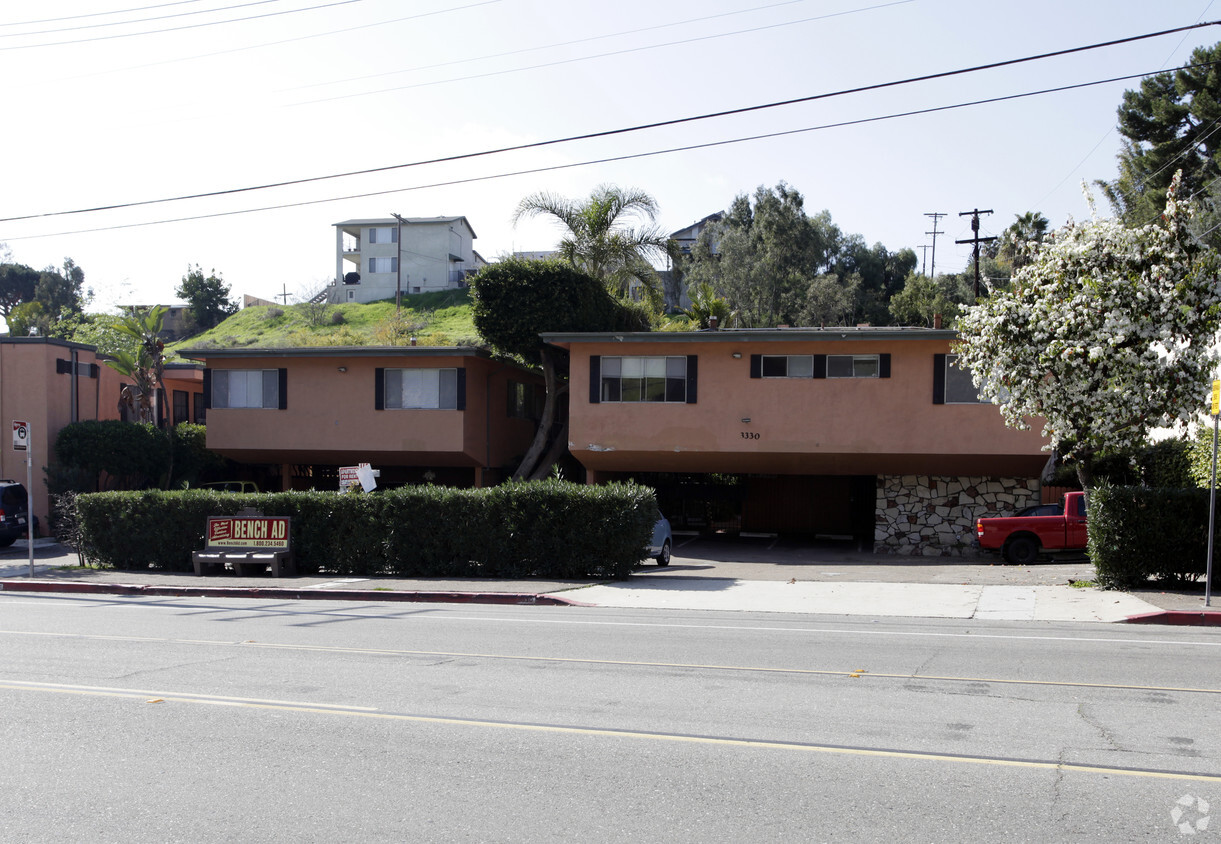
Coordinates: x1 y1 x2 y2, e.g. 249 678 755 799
1004 536 1039 566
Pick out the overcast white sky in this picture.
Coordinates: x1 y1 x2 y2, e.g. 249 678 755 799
2 0 1218 315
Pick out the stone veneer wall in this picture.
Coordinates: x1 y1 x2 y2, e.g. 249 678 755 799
875 475 1040 556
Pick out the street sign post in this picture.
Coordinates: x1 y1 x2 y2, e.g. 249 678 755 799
13 420 33 577
1208 382 1219 608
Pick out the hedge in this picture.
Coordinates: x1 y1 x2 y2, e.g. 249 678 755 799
67 479 657 580
1090 484 1221 590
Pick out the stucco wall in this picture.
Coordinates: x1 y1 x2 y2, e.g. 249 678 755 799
874 474 1040 556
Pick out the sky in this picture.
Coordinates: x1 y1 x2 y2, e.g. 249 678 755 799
2 0 1219 317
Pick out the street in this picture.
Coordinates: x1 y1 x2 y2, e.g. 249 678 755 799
1 593 1218 842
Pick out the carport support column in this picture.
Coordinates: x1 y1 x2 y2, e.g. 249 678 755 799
585 470 603 486
473 466 484 489
280 464 293 492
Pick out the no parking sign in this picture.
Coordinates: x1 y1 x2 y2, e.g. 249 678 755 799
13 420 28 451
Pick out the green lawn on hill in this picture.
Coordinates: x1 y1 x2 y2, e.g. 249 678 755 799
167 289 480 358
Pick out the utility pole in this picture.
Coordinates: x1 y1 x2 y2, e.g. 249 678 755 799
917 245 932 277
391 212 406 314
924 213 946 278
275 283 290 305
955 208 997 299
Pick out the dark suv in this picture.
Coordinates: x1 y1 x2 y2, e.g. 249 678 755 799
0 481 34 547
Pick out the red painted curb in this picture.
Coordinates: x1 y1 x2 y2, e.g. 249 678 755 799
0 580 583 607
1124 610 1221 626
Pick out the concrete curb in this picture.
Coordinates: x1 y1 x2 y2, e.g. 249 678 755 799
0 579 583 607
1124 610 1221 627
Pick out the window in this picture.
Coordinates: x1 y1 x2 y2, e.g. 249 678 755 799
934 353 986 403
761 355 814 378
600 356 688 403
173 390 189 425
211 370 282 409
369 256 398 273
827 354 880 378
368 227 398 244
508 381 540 419
378 368 462 409
193 392 205 424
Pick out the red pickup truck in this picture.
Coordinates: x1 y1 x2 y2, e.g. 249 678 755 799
975 491 1088 565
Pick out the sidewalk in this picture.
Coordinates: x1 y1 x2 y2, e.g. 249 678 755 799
2 539 1218 625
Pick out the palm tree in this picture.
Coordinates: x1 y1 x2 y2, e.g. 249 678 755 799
511 184 676 302
998 211 1050 271
105 305 168 425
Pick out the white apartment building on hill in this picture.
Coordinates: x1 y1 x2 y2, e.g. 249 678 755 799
329 216 485 304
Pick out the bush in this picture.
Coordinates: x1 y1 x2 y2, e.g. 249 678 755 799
55 420 169 490
66 479 657 578
1090 483 1219 589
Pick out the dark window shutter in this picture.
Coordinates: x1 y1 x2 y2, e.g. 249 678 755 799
456 367 467 411
589 356 601 404
933 354 946 404
686 355 698 404
56 358 70 374
812 354 826 379
879 354 891 378
202 369 212 410
277 368 288 410
374 368 385 410
89 363 99 378
750 354 762 379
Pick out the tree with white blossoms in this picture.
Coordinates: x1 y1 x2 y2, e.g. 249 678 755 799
955 172 1221 490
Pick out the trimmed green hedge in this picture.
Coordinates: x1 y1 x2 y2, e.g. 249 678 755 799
70 479 657 579
1090 484 1220 589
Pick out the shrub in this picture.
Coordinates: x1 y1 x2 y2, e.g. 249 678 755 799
68 479 657 578
1090 483 1219 589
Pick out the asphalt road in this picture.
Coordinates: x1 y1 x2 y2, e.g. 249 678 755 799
1 593 1219 842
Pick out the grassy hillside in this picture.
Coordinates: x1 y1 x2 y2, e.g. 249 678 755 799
168 289 480 358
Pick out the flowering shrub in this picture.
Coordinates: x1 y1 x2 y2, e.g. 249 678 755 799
956 173 1221 486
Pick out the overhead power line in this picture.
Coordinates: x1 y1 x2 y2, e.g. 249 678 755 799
4 65 1208 242
5 20 1217 227
0 0 284 39
0 0 212 27
0 0 371 51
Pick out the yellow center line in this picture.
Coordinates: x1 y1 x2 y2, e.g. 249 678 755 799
2 628 1219 695
1 679 1217 784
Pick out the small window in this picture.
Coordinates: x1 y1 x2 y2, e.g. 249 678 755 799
761 355 813 378
944 354 984 403
368 227 397 244
384 368 458 409
601 356 687 403
211 370 280 409
827 354 879 378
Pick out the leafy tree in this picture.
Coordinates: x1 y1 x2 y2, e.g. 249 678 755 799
832 235 917 324
888 272 963 327
511 184 676 303
1097 42 1221 234
802 273 858 327
0 262 42 322
469 258 650 479
7 301 51 337
64 313 139 358
34 259 87 318
955 174 1221 489
996 211 1050 273
176 264 237 331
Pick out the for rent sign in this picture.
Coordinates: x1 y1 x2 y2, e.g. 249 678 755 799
206 516 290 550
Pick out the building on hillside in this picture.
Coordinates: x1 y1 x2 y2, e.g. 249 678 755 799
655 212 723 311
512 250 560 261
328 217 483 305
180 345 544 491
541 326 1051 556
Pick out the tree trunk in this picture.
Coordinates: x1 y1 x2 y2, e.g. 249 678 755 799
512 348 568 480
524 421 570 481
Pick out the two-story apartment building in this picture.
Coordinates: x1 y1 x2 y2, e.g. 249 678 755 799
182 345 543 490
329 217 484 304
541 327 1050 555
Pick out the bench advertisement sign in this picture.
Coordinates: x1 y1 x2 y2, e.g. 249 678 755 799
207 516 290 549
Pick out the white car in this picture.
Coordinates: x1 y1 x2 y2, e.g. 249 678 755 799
646 512 673 566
